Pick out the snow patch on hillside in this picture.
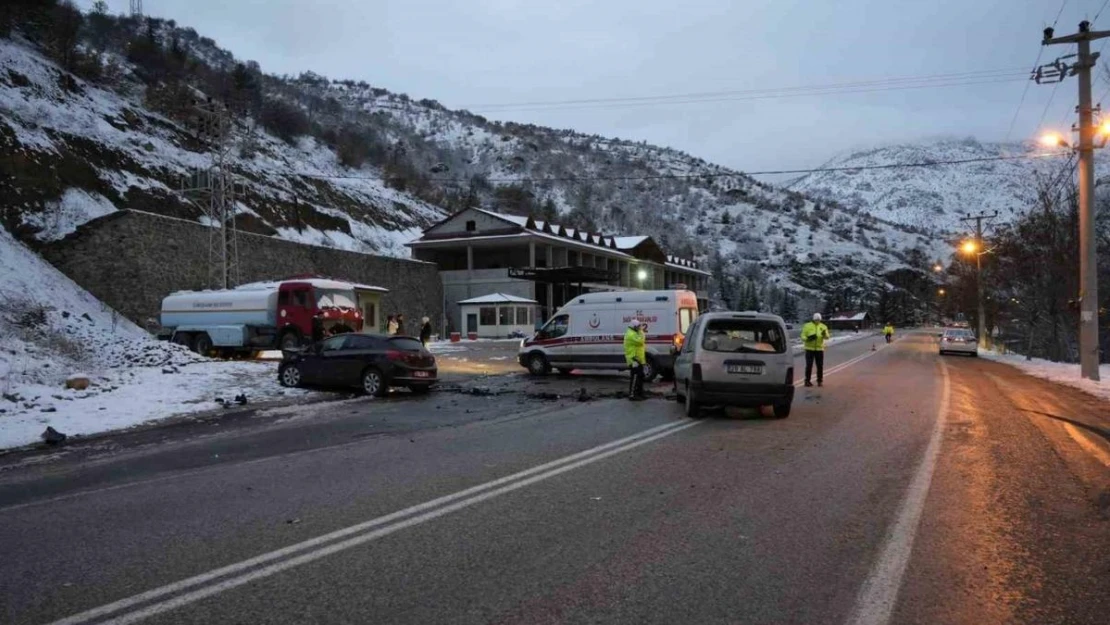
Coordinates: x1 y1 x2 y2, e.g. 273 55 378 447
0 227 314 450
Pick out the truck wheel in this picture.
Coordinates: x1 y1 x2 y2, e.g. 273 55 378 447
527 353 551 376
362 367 388 397
172 333 191 348
279 331 301 350
192 333 213 356
642 357 659 383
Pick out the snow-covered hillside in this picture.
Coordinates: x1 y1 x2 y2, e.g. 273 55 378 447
1 13 953 308
0 37 443 255
0 228 311 449
789 138 1101 235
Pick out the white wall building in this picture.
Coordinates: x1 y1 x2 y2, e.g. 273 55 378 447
457 292 538 338
407 208 710 335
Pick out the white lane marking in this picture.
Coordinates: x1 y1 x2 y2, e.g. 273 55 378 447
45 419 689 625
1062 422 1110 467
68 422 704 625
846 358 949 625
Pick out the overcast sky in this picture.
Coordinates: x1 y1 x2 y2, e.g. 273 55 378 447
82 0 1104 173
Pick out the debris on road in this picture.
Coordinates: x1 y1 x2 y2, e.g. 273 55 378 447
40 426 66 445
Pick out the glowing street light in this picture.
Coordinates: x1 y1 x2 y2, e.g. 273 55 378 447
636 268 648 282
1040 131 1070 148
933 264 944 273
961 240 979 255
938 288 946 296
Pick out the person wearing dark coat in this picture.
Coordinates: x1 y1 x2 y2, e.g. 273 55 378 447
395 314 405 336
419 317 433 347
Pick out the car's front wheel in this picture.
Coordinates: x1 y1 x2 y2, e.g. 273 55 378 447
362 368 388 397
279 364 302 388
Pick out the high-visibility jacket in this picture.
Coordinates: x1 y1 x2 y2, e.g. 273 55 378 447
624 327 646 366
883 325 894 336
801 321 830 351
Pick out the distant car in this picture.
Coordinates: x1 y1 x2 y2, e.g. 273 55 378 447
672 311 795 418
278 333 437 396
938 328 978 357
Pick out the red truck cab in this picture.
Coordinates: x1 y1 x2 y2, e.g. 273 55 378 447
277 281 363 348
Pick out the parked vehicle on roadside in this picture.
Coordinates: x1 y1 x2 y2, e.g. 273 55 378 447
278 333 437 396
938 327 978 357
672 311 795 418
160 278 386 357
519 289 699 381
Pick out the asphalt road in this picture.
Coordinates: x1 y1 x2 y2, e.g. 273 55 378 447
0 333 1107 625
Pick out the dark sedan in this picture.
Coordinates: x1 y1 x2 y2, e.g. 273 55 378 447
278 333 437 396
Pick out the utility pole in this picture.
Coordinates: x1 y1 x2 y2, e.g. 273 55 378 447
1041 21 1108 381
180 98 241 290
130 0 143 18
960 211 997 350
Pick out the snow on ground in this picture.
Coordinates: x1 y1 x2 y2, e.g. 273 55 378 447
980 350 1110 403
0 361 309 450
0 228 314 450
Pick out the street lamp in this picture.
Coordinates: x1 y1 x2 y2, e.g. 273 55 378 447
636 268 648 285
938 288 946 296
933 264 944 273
961 239 989 348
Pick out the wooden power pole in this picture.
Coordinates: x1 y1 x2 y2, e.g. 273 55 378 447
1040 21 1108 381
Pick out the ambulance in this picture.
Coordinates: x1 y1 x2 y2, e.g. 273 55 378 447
518 289 700 381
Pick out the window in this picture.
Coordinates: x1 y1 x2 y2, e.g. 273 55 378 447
465 220 477 232
516 307 531 325
292 290 309 308
539 314 569 339
679 308 697 333
316 289 357 309
388 337 425 351
319 335 349 352
278 291 290 306
702 319 786 354
479 307 496 325
499 306 513 326
346 335 379 350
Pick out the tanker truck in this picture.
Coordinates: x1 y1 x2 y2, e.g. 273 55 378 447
160 278 387 356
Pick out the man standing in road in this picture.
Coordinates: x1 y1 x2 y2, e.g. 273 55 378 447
801 313 831 387
624 319 647 401
883 322 894 344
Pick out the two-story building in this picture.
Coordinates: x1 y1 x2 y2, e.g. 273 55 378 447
407 207 711 335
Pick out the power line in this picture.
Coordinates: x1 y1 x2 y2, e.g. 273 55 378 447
1005 0 1071 142
462 69 1029 113
288 152 1071 184
1095 0 1110 22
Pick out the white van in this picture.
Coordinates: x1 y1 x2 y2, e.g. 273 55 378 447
518 290 699 380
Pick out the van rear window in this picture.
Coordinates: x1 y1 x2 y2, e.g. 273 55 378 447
702 319 786 354
679 308 697 333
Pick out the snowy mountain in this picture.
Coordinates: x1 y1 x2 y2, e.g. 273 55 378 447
788 138 1099 236
0 11 952 312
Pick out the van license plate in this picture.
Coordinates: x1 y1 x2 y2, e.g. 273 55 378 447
413 371 430 378
727 364 763 375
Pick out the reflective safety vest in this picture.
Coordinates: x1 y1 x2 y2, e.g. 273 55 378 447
801 321 830 351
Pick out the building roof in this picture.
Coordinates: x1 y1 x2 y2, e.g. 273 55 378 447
828 311 870 322
410 208 707 274
457 292 539 305
233 277 389 293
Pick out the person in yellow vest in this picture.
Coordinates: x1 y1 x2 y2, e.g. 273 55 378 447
624 319 647 401
801 313 831 387
883 323 894 343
